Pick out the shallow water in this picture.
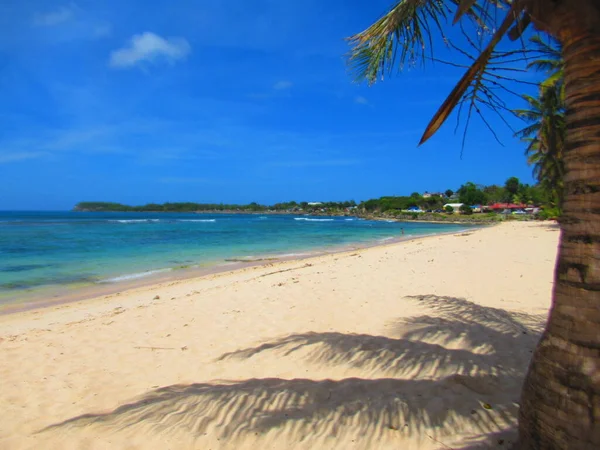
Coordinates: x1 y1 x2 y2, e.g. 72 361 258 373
0 211 477 304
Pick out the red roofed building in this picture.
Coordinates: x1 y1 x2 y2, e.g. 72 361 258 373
487 203 528 211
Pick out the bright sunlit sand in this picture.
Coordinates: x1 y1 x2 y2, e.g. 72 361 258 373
0 221 559 450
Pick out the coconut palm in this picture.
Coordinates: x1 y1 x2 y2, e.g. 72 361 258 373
347 2 600 449
515 36 565 210
515 85 565 208
527 35 564 92
524 138 564 209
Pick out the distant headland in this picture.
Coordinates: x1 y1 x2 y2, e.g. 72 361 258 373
72 201 357 214
74 177 558 223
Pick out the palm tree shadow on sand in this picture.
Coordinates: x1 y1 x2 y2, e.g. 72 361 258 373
42 295 547 448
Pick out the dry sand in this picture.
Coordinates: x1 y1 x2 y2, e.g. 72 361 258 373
0 221 560 450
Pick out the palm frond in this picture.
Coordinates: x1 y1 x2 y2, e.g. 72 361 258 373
529 35 561 61
540 70 564 90
513 109 541 122
347 0 451 84
514 81 565 207
514 122 540 138
419 2 521 144
508 12 531 40
527 34 563 94
347 0 501 84
527 59 562 72
453 0 478 24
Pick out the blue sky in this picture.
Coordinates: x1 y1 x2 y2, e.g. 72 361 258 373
0 0 537 210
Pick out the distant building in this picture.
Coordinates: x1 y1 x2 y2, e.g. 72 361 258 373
488 203 527 212
307 202 323 206
423 192 444 198
443 203 464 213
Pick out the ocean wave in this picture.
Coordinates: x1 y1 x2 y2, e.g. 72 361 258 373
277 252 312 258
379 237 395 242
294 218 335 222
178 219 217 223
98 268 172 283
344 218 356 221
109 219 160 224
218 262 238 267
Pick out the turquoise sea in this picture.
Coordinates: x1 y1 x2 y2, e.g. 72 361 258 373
0 211 476 306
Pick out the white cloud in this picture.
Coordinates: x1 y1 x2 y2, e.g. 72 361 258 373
354 96 369 105
33 7 74 27
109 32 191 69
273 81 293 90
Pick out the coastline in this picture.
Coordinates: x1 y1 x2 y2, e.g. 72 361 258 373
0 221 560 449
71 208 527 224
0 225 484 316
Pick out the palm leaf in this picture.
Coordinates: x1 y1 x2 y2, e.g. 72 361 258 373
347 0 450 84
347 0 499 85
541 70 564 90
453 0 478 24
514 80 565 207
528 59 562 72
529 35 561 61
514 123 540 139
508 12 531 40
419 2 520 145
527 35 563 92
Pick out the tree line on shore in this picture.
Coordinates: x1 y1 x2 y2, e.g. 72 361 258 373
73 200 357 213
359 176 547 213
75 175 547 216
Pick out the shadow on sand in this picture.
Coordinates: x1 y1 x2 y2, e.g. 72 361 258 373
43 295 546 448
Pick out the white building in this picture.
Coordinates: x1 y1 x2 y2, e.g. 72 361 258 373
443 203 464 213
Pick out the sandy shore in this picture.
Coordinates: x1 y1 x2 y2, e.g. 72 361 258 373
0 221 560 449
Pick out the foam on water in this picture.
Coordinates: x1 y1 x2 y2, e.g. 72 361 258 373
110 219 160 224
99 268 172 283
0 211 480 300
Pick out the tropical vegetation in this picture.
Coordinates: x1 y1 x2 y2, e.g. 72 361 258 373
78 176 545 219
358 176 544 213
73 200 357 213
347 1 600 448
515 36 565 214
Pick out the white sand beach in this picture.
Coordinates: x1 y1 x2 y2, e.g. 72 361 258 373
0 221 560 449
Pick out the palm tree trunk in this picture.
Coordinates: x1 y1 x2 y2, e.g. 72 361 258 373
518 19 600 450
